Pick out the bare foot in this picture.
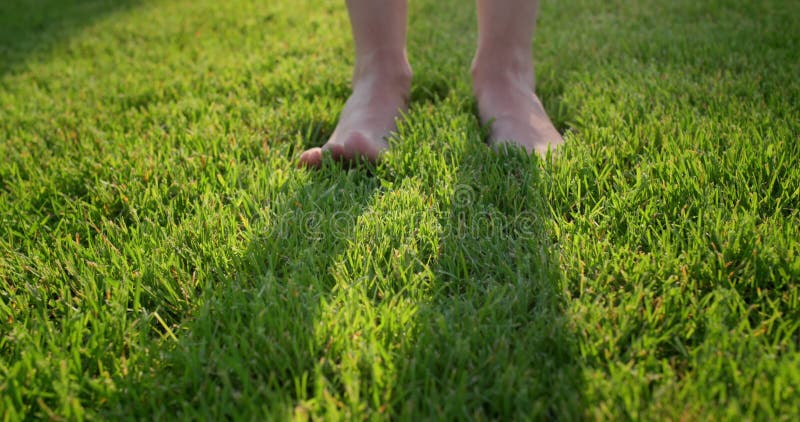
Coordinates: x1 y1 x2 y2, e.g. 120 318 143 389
472 69 563 157
298 66 411 168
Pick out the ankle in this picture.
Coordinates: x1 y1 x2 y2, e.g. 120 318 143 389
353 49 413 92
470 52 535 95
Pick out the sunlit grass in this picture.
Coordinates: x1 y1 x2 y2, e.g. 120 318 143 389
1 0 799 419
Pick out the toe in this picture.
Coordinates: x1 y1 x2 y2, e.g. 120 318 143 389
301 132 389 168
325 142 347 162
298 147 324 168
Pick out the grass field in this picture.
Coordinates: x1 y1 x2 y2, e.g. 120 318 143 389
2 0 799 419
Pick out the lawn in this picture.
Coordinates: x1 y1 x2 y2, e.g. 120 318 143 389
1 0 799 419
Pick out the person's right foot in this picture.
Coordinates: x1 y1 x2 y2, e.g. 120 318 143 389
298 64 411 168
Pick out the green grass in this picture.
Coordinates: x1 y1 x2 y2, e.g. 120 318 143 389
1 0 799 419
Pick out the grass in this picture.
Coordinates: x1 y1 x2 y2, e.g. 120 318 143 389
1 0 799 419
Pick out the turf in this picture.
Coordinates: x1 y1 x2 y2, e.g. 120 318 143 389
1 0 799 419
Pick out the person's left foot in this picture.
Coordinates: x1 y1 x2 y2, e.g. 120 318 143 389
472 71 563 157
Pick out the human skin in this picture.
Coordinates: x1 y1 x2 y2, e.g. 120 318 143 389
298 0 562 167
298 0 412 167
472 0 564 156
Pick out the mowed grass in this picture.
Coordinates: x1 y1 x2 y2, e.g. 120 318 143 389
1 0 799 419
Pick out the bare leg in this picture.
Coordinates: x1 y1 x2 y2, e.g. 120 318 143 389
299 0 412 167
471 0 563 156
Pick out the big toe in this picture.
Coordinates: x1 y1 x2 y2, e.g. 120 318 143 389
299 132 389 169
325 132 386 163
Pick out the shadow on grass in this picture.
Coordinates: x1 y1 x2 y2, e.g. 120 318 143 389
104 146 582 419
0 0 143 75
392 146 583 418
104 166 383 418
